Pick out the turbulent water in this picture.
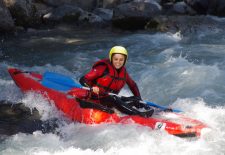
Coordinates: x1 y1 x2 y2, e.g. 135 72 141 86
1 18 225 154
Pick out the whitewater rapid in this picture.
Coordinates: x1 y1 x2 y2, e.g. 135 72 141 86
1 22 225 154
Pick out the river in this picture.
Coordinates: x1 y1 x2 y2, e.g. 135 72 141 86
0 19 225 154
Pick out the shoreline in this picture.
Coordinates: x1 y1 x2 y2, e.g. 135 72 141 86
1 0 225 38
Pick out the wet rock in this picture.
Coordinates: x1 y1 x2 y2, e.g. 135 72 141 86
160 0 184 4
171 2 196 15
100 0 121 9
3 0 41 28
112 1 161 30
33 2 53 18
43 4 107 27
0 101 58 135
0 1 15 33
40 0 73 7
184 0 209 14
43 4 84 24
78 11 104 27
73 0 99 11
0 102 41 135
207 0 225 17
185 0 225 17
41 0 98 11
173 2 187 14
93 8 113 21
147 15 225 34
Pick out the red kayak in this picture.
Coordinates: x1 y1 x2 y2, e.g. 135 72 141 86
8 68 208 137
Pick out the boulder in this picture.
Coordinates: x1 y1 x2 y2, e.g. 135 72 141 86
41 0 98 11
33 2 53 17
3 0 41 28
0 1 15 32
78 11 104 27
43 4 107 27
41 0 72 7
100 0 120 8
147 15 225 34
93 8 113 21
184 0 209 14
185 0 225 16
43 4 84 24
173 2 196 15
112 1 161 30
208 0 225 17
71 0 98 11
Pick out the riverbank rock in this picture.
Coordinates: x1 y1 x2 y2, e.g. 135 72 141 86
33 2 53 18
0 1 15 33
185 0 225 17
41 0 98 11
0 101 58 135
93 8 113 21
146 15 225 35
162 1 196 15
43 4 84 24
40 0 72 7
112 1 161 30
42 4 105 27
2 0 225 35
78 11 104 27
3 0 41 28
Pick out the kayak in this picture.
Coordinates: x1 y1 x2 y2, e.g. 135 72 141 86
8 68 208 137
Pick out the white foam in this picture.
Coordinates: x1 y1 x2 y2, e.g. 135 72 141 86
0 79 23 102
1 72 225 155
2 25 225 155
2 117 224 155
21 92 63 121
139 55 224 104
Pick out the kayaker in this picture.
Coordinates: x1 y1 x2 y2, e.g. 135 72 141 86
79 46 154 117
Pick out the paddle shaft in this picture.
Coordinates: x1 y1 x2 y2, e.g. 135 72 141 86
43 71 182 112
79 86 182 113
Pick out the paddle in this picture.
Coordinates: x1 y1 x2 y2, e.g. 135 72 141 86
42 71 182 113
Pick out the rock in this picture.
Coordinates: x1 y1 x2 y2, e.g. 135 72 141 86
33 2 53 17
112 1 161 30
0 102 41 135
93 8 113 21
148 15 225 34
184 0 209 14
41 0 72 7
0 1 15 33
43 4 107 27
78 11 106 27
208 0 225 17
184 0 225 16
41 0 99 11
173 2 196 15
0 101 58 135
3 0 41 28
73 0 98 11
100 0 120 8
161 0 183 4
43 4 84 24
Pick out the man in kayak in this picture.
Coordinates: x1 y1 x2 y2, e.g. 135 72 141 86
79 46 154 117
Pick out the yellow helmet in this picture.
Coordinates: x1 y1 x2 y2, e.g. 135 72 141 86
109 46 128 62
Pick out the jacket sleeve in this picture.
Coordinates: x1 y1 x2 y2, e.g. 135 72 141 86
126 73 141 98
79 65 107 87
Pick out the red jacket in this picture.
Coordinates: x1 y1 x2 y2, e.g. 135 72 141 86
81 59 141 98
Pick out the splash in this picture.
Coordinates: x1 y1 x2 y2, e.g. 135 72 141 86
21 92 63 121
